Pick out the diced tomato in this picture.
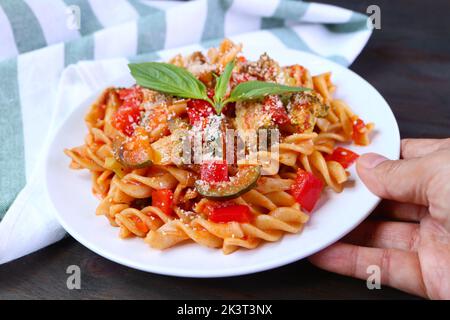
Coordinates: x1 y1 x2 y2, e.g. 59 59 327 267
130 215 149 233
209 205 252 223
325 147 359 169
117 87 143 105
352 118 368 145
263 95 290 125
231 72 251 87
152 189 174 216
112 87 143 136
186 99 215 126
290 169 324 212
200 160 229 183
112 105 141 136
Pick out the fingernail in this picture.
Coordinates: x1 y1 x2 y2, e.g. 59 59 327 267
358 153 388 169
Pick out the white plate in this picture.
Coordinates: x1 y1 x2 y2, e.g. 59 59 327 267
45 47 400 278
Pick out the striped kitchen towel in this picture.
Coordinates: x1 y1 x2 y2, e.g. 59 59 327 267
0 0 372 263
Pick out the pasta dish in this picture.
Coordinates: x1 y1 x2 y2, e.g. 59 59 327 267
65 39 373 254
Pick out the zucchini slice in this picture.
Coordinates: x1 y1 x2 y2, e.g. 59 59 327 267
113 130 153 169
195 165 261 200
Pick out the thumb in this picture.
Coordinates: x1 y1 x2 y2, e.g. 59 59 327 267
356 153 434 206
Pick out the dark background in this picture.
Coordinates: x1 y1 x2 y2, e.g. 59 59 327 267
1 0 449 299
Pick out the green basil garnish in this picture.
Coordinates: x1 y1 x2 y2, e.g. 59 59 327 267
128 59 310 115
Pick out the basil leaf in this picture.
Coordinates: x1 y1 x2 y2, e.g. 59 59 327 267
213 60 235 112
226 81 310 103
128 62 209 101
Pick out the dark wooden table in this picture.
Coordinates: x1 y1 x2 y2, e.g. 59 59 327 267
1 0 448 299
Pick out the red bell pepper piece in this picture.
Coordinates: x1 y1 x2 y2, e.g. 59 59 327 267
200 161 229 183
209 204 252 223
152 189 174 216
263 95 290 125
325 147 359 169
290 169 324 212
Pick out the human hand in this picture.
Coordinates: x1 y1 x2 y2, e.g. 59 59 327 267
309 138 450 299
